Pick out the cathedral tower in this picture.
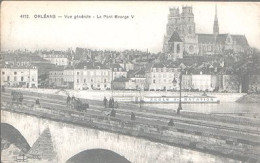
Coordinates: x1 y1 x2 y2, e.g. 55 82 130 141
163 6 199 56
180 6 198 56
163 7 181 53
213 5 219 35
180 6 196 38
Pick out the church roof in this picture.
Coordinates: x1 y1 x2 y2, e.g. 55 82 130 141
198 33 249 47
216 34 228 44
231 35 249 47
197 34 215 44
169 31 182 42
75 61 108 69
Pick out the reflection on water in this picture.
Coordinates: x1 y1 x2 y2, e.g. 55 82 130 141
144 102 260 114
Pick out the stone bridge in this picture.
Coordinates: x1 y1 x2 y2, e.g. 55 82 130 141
1 110 235 163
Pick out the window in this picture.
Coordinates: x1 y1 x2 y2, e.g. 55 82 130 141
21 77 24 81
177 44 180 53
91 79 93 82
97 84 100 87
7 76 10 81
2 72 4 75
153 79 156 83
189 26 192 34
84 79 86 83
77 72 80 75
77 79 79 83
104 84 107 88
32 78 34 81
104 79 107 83
14 72 17 75
14 76 17 81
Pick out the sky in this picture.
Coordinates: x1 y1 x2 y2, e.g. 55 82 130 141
1 1 260 53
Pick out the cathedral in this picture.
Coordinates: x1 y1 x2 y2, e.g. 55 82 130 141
163 5 250 60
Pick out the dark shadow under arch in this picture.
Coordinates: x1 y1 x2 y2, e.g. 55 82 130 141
1 123 30 153
66 148 131 163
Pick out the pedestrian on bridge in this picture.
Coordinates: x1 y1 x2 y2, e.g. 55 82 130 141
114 101 118 108
108 98 112 108
131 112 136 120
67 95 71 108
19 92 23 105
111 98 115 108
168 119 174 126
103 97 108 108
72 95 75 102
110 108 116 117
35 99 40 107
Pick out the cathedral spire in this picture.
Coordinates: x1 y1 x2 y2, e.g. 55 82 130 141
213 5 219 35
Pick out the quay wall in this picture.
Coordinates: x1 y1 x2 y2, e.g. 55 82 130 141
8 88 246 102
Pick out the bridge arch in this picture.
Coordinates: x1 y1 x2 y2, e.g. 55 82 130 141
1 123 30 153
66 148 131 163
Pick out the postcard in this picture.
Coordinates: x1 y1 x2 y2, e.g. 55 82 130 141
1 1 260 163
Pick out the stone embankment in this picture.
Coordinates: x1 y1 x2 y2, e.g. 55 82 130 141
236 94 260 103
8 88 246 102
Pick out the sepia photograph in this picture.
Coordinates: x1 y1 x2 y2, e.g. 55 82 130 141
1 1 260 163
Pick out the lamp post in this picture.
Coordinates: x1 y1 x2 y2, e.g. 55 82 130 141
136 86 142 109
172 68 182 115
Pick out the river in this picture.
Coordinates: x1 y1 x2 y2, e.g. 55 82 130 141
144 102 260 114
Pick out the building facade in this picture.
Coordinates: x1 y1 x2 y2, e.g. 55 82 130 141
111 64 127 80
146 63 180 91
40 51 69 66
49 68 64 88
112 77 136 90
191 74 217 91
63 68 74 89
1 65 38 88
73 62 112 90
128 68 148 90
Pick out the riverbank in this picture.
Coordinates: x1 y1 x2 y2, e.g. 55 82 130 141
237 94 260 103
